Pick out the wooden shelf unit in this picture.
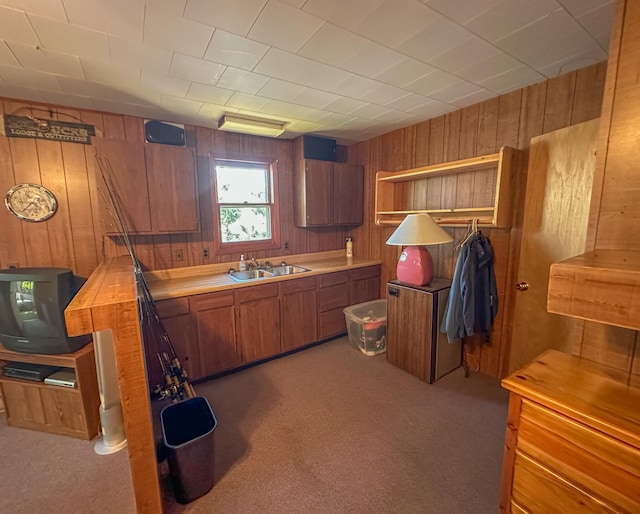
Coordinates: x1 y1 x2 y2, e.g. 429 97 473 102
374 146 517 227
0 342 100 439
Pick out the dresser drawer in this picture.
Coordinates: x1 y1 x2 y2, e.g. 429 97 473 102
517 399 640 512
512 451 616 513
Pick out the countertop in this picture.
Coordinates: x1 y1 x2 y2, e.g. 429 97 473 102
145 250 382 300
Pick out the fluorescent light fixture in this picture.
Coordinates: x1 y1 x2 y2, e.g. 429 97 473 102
218 115 285 137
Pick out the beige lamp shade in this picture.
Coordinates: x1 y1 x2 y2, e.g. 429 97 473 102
385 213 453 246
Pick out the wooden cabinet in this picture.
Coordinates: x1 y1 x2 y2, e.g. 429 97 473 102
294 157 364 227
350 265 381 305
386 279 460 383
500 350 640 513
235 284 281 363
0 343 100 439
375 146 517 227
190 291 240 378
95 139 198 235
280 276 318 352
154 297 198 380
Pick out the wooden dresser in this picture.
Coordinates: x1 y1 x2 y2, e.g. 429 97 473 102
500 350 640 513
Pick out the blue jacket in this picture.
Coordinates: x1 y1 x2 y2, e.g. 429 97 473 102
442 233 498 343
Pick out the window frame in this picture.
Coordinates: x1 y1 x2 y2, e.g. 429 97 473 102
210 155 281 254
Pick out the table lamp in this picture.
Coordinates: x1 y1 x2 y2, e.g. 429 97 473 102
385 213 453 286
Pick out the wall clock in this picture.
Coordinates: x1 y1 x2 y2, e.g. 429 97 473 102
5 183 58 222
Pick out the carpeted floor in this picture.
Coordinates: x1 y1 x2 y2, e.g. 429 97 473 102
0 337 509 513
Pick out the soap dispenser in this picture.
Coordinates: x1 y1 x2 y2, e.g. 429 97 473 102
346 237 353 258
239 254 247 271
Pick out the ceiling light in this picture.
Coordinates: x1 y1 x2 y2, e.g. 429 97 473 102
218 115 285 137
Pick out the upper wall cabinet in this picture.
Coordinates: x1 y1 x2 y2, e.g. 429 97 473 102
374 146 517 227
293 136 363 227
94 139 198 235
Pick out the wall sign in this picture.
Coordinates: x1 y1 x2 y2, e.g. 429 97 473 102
1 115 95 144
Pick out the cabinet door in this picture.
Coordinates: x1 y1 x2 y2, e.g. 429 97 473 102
195 305 240 377
350 277 381 305
333 163 363 225
144 145 198 233
236 297 281 363
94 139 151 234
281 289 317 352
301 159 333 226
161 313 199 380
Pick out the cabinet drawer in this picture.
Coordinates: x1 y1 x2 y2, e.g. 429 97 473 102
318 284 349 312
235 283 279 303
512 451 616 513
156 297 190 317
518 399 640 512
319 271 349 288
350 265 380 281
190 290 234 311
280 276 317 295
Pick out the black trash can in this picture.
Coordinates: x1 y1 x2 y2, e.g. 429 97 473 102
161 396 218 504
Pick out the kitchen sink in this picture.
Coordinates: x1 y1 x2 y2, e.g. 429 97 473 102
226 269 273 281
266 265 310 276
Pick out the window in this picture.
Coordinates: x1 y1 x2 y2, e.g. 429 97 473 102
212 158 280 252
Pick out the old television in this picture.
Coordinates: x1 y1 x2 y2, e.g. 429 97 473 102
0 267 91 355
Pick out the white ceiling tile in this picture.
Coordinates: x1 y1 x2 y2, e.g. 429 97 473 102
198 102 233 120
217 67 269 94
294 60 351 91
63 0 144 41
373 58 434 88
248 1 324 53
349 103 393 120
29 14 110 60
429 80 482 103
184 0 268 37
456 52 521 83
160 94 203 114
256 78 307 101
0 40 20 66
407 99 451 118
141 70 191 97
428 37 501 74
558 0 613 18
91 97 162 116
386 92 431 112
260 99 327 122
302 0 384 32
285 119 323 132
538 53 606 78
425 0 500 24
151 0 187 16
0 0 66 20
203 29 268 70
577 3 615 41
356 0 440 48
339 42 405 78
81 58 140 89
109 36 173 75
466 0 561 43
254 47 311 81
323 96 368 115
332 74 381 99
144 5 214 58
479 65 545 94
291 87 340 109
316 111 351 126
39 89 96 109
595 33 611 51
170 53 226 85
449 88 496 108
0 7 41 46
370 110 413 125
278 0 307 9
8 41 84 78
298 23 368 66
57 76 139 101
225 91 270 111
0 83 46 102
186 82 233 104
360 82 410 106
0 64 62 90
396 15 474 62
404 69 459 96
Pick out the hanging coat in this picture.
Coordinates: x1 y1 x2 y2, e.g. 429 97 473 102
442 233 498 343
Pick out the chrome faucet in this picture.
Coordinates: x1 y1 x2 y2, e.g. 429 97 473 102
248 257 263 269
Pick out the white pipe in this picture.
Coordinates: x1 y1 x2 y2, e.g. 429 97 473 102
93 329 127 455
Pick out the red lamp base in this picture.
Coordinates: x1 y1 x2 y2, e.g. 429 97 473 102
396 246 434 286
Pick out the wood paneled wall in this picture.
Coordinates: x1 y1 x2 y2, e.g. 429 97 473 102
347 62 607 378
0 100 351 277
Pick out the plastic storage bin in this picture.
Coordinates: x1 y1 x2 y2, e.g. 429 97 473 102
161 396 218 504
343 299 387 356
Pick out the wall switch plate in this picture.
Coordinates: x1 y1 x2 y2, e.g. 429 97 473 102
203 248 209 258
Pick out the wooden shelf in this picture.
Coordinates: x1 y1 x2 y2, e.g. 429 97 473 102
547 250 640 331
374 146 517 227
